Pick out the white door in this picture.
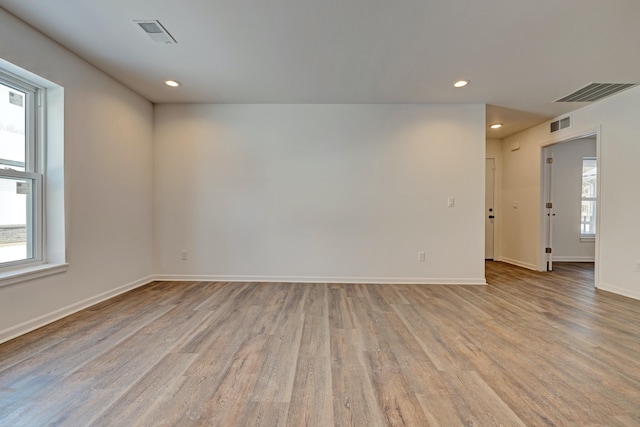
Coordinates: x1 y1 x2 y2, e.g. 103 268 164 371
485 158 495 259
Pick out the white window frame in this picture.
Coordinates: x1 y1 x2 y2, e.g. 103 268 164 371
580 156 596 240
0 69 45 271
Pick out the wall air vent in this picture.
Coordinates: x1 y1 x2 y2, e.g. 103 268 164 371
555 83 636 103
134 20 177 44
550 116 571 133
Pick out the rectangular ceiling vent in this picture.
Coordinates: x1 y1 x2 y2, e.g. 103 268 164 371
550 116 571 133
555 83 636 103
134 20 177 44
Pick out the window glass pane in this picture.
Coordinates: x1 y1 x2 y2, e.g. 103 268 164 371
582 158 597 198
581 200 596 235
0 176 34 263
0 81 26 172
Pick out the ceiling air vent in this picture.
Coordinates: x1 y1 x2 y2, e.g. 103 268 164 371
134 20 177 44
555 83 636 103
550 116 571 133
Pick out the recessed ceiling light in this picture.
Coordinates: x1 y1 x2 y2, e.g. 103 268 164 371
453 80 469 88
490 123 503 129
165 80 181 87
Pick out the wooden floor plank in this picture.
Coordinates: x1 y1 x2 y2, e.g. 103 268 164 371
1 261 640 426
287 357 333 426
89 353 199 427
363 350 430 426
329 320 384 426
250 311 304 403
196 334 273 426
288 291 333 425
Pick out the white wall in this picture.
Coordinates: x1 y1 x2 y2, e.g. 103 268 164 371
497 130 541 270
550 137 596 261
501 85 640 299
486 139 503 160
154 104 486 284
0 9 154 342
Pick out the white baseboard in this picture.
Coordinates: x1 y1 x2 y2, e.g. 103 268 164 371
494 257 538 271
596 282 640 301
153 274 486 286
550 256 595 262
0 275 155 344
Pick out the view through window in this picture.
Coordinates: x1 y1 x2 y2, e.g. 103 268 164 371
0 74 39 266
581 157 597 236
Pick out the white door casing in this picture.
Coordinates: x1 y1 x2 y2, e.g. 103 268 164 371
485 158 495 260
544 148 555 271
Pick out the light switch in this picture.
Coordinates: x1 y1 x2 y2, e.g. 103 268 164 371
447 197 455 208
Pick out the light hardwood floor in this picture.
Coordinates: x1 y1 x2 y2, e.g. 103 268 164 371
1 262 640 426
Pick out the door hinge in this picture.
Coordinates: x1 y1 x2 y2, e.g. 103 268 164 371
546 157 553 163
545 247 552 254
546 202 553 209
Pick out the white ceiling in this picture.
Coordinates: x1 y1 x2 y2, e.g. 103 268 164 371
1 0 639 138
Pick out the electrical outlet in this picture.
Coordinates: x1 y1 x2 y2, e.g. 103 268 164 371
181 250 188 261
418 251 426 262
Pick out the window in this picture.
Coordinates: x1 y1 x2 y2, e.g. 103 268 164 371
0 60 65 286
581 157 597 237
0 71 43 269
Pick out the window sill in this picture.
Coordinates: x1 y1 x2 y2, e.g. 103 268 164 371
0 263 68 288
580 236 596 243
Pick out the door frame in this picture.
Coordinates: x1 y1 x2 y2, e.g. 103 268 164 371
485 157 496 260
538 125 601 287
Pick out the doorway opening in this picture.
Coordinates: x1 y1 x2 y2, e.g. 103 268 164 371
540 131 599 288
